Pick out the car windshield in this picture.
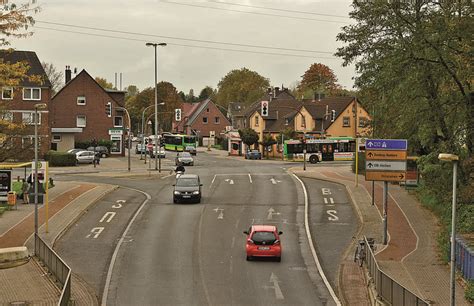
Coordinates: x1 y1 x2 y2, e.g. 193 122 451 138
180 152 192 157
251 231 276 245
176 178 199 187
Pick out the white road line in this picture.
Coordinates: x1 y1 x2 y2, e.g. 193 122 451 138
101 188 151 306
292 173 342 306
329 198 334 204
248 173 252 183
210 174 216 189
270 273 284 300
323 198 328 204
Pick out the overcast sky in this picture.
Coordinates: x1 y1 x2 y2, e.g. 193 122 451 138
11 0 356 94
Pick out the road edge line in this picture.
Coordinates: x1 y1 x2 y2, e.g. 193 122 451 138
291 173 341 306
101 187 152 306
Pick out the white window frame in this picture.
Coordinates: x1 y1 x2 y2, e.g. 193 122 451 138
2 87 13 100
202 117 208 124
23 87 41 101
77 96 86 105
22 111 41 125
1 111 13 122
76 115 86 127
343 116 350 127
52 135 62 142
114 116 123 127
214 116 220 124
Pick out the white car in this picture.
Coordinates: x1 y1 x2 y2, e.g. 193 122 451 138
75 151 95 164
148 147 166 158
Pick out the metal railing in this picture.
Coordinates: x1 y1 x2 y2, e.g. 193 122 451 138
364 236 429 306
35 234 72 306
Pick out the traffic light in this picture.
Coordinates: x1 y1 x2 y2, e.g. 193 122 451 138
261 100 269 117
105 102 112 117
160 138 165 147
175 108 182 121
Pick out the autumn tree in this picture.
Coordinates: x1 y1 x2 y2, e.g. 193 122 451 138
95 77 114 89
216 68 270 108
42 62 63 94
198 86 215 100
238 128 259 149
297 63 341 99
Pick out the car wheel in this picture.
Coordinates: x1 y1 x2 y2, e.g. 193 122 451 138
246 256 252 261
173 198 178 204
309 155 319 164
101 153 107 158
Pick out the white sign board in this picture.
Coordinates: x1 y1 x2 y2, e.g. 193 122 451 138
365 160 407 171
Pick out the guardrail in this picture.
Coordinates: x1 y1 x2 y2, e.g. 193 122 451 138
364 236 429 306
35 234 72 306
455 237 473 281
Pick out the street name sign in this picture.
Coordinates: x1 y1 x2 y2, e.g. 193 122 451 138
366 150 407 161
366 161 407 171
366 139 407 151
366 171 406 182
365 139 407 182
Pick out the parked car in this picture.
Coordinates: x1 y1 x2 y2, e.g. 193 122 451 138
87 146 109 158
184 145 197 155
173 174 202 203
75 151 96 164
148 147 166 158
135 143 147 154
245 150 262 160
67 148 83 155
244 225 282 261
175 152 194 166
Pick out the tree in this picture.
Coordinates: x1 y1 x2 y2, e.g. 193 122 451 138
0 1 39 46
216 68 270 108
198 86 215 100
260 134 277 159
297 63 341 99
238 128 259 149
275 128 297 144
42 62 63 94
95 77 114 89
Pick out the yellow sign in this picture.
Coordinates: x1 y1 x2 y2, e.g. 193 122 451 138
365 171 406 182
366 150 407 161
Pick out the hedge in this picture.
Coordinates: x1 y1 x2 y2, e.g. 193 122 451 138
44 150 77 166
75 139 113 151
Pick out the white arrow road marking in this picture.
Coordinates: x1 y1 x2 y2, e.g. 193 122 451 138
267 208 281 220
248 173 252 183
100 212 116 223
270 178 281 185
213 207 224 219
270 273 284 300
112 200 125 209
224 179 234 185
86 227 104 239
218 211 224 219
327 210 339 221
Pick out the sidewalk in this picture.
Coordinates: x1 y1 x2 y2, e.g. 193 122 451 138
291 165 469 305
0 180 116 305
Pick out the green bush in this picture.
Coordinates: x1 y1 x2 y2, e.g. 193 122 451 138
75 139 113 152
466 281 474 303
45 151 77 166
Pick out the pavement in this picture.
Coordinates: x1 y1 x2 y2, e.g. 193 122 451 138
0 149 470 305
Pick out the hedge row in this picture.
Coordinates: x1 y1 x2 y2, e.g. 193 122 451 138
75 139 113 151
44 150 77 166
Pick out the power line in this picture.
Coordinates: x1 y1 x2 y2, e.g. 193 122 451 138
34 26 338 60
161 0 351 24
206 0 351 19
36 20 334 55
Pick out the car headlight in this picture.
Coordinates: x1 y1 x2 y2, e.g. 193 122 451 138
174 191 180 195
192 191 200 195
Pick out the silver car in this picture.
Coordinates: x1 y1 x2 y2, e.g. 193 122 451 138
75 150 95 164
175 152 194 166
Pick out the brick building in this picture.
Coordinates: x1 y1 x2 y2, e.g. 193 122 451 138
0 50 52 158
50 68 127 155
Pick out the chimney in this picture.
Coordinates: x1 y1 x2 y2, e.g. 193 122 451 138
65 66 71 84
267 87 272 94
274 87 280 98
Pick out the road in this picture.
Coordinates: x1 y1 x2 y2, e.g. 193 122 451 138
54 151 356 305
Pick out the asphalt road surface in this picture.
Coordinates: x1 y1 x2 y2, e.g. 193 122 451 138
55 151 356 305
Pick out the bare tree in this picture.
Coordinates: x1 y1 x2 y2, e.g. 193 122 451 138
42 62 63 94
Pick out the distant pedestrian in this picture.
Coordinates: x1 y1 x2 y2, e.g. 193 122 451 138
21 179 29 204
95 152 101 165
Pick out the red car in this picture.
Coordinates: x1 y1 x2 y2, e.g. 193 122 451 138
244 225 282 262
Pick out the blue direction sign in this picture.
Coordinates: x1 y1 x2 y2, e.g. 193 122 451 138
365 139 407 151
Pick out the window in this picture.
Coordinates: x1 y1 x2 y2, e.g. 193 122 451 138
52 135 62 142
202 117 208 124
343 117 350 127
359 117 367 127
285 118 289 126
77 96 86 105
255 116 259 126
114 116 123 127
214 116 220 124
76 115 86 127
331 110 336 122
1 112 13 121
23 88 41 101
22 112 41 125
206 108 209 112
2 87 13 100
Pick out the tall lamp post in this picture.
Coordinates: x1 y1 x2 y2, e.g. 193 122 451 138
438 153 459 306
34 103 47 250
146 42 167 172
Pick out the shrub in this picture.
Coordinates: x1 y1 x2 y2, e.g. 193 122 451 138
466 281 474 303
45 151 77 166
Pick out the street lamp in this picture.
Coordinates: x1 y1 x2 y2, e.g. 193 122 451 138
141 103 164 160
438 153 459 306
146 42 167 172
34 103 47 250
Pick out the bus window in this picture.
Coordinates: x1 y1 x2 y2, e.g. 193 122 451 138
322 145 327 153
328 144 333 153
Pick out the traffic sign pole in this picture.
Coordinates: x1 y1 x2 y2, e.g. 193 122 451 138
383 181 388 245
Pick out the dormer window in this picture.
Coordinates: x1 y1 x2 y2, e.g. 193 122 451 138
77 96 86 105
23 88 41 101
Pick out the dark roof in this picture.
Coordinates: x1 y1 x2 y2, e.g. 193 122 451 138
0 49 51 87
261 99 303 132
244 88 297 118
303 96 355 130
